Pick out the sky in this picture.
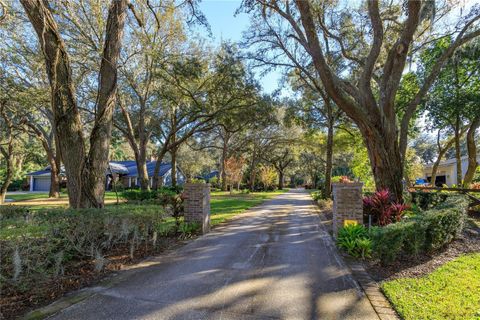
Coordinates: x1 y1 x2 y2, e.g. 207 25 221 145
198 0 282 94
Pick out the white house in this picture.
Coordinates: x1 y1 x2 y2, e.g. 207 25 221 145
422 153 479 186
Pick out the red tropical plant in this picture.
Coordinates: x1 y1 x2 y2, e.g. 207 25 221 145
363 189 409 226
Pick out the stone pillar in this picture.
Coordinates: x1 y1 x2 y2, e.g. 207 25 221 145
183 183 211 234
332 182 363 236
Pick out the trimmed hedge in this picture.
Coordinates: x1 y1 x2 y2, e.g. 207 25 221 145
371 195 468 265
410 191 451 210
121 186 181 202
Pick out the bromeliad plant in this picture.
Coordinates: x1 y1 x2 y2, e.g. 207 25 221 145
363 189 408 226
337 224 372 259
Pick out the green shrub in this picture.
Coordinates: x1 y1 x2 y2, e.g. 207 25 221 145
311 191 323 201
1 205 168 290
337 224 371 259
371 223 405 265
121 187 180 202
401 220 426 256
178 222 200 239
356 238 373 259
422 208 465 251
411 192 449 210
371 195 468 264
0 206 30 220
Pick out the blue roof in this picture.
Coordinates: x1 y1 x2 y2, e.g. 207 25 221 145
27 161 174 178
110 161 172 177
205 170 219 180
26 169 51 176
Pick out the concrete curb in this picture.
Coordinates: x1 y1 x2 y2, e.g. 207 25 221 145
347 261 400 320
309 198 401 320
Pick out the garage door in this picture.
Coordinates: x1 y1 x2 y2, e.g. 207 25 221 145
34 177 51 191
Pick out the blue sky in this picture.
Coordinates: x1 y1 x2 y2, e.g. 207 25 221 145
198 0 281 94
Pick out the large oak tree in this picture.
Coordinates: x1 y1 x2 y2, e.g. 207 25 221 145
243 0 480 200
21 0 129 208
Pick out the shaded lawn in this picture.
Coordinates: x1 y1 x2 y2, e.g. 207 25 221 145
209 190 287 226
1 190 287 239
6 191 121 202
382 253 480 320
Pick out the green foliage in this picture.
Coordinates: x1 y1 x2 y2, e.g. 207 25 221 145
1 205 167 292
311 190 323 201
0 205 29 220
411 191 450 210
422 207 465 251
371 223 406 265
337 224 372 259
371 196 468 265
401 221 427 257
349 135 375 188
382 253 480 320
178 222 200 239
121 187 180 202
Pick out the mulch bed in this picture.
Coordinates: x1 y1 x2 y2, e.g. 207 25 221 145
1 237 180 319
314 204 480 283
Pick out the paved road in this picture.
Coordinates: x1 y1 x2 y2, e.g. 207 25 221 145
51 189 378 320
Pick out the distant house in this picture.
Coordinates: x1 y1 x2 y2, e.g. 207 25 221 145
26 161 185 192
195 170 219 183
422 153 479 186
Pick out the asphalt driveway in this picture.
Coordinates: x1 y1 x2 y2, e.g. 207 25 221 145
50 189 378 320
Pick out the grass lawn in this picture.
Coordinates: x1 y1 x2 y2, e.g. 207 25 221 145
382 253 480 320
1 190 288 239
6 191 121 202
209 190 287 226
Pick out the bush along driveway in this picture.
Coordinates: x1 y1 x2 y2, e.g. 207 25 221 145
324 189 480 320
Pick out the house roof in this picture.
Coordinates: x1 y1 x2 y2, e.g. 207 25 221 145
25 169 52 176
109 161 172 178
204 170 219 180
27 161 174 178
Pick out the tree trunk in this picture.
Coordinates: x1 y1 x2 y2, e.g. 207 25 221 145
361 125 404 202
430 155 444 187
26 122 60 198
80 0 128 207
221 143 228 191
21 0 128 208
463 116 480 186
454 119 462 186
48 153 60 198
248 147 257 191
324 103 334 198
171 147 177 187
220 131 230 191
137 146 150 190
431 131 455 187
278 170 284 190
152 146 168 189
0 144 13 205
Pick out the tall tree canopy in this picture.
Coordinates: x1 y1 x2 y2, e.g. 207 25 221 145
242 0 480 200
